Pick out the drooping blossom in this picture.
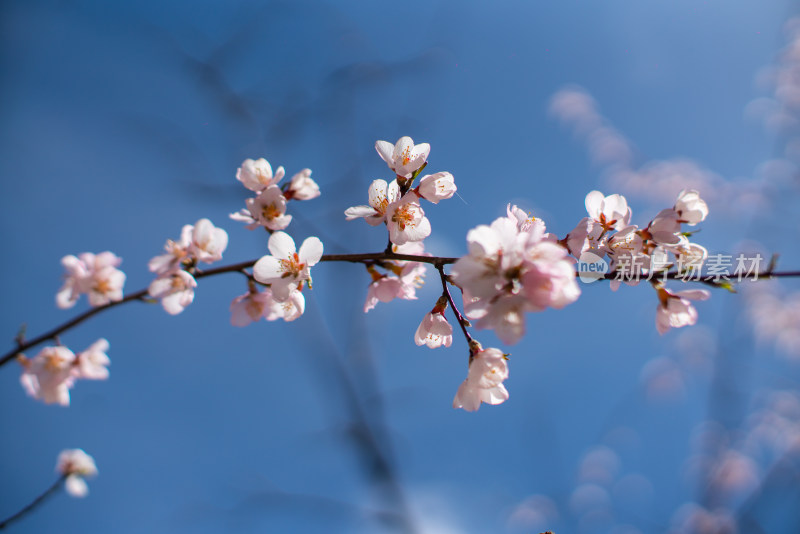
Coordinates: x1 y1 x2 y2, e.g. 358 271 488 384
363 242 427 312
453 346 510 412
584 190 632 231
230 185 292 231
674 189 708 225
264 288 306 322
655 287 710 334
284 168 320 200
230 288 273 326
344 179 399 226
148 270 197 315
236 158 284 192
56 252 126 309
375 136 431 178
56 449 97 498
19 346 76 406
252 232 323 302
417 172 456 204
415 299 453 348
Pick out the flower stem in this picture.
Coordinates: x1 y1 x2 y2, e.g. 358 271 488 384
0 475 66 530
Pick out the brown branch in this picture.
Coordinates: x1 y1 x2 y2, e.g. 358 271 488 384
2 248 798 369
436 264 474 346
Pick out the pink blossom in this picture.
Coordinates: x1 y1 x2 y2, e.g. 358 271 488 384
236 158 285 192
75 338 110 380
363 242 427 312
56 252 126 309
656 287 710 334
522 243 581 310
285 168 320 200
265 288 306 322
417 172 456 203
415 312 453 348
252 232 323 301
190 218 228 263
56 449 97 498
19 346 76 406
344 179 400 226
453 347 510 412
148 224 193 275
148 270 197 315
674 189 708 225
149 219 228 274
584 190 632 231
230 289 272 326
385 192 431 246
230 184 292 231
375 136 431 178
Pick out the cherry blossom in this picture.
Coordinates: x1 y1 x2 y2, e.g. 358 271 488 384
148 224 193 275
585 190 632 231
56 449 97 498
415 306 453 349
148 270 197 315
230 288 273 326
363 242 427 312
385 192 431 246
265 288 306 322
375 136 431 178
230 184 292 231
236 158 285 192
75 338 110 380
56 252 126 309
674 189 708 225
149 219 228 275
453 347 510 412
507 204 546 235
252 232 323 301
344 179 399 226
190 219 229 263
655 287 711 334
564 217 605 258
18 339 111 405
285 168 320 200
417 172 456 204
19 346 76 406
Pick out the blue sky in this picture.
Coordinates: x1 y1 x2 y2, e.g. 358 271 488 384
2 1 800 532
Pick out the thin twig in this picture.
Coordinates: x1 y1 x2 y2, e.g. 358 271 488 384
436 265 473 346
0 475 65 530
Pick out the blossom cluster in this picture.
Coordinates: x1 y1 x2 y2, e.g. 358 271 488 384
452 205 581 345
230 158 319 231
56 252 126 309
564 189 711 334
27 136 722 417
148 218 229 315
19 339 110 406
226 157 323 325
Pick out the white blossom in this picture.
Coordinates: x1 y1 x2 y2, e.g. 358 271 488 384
56 449 97 498
453 347 510 412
